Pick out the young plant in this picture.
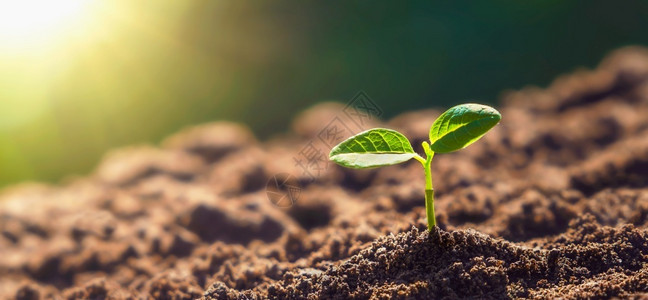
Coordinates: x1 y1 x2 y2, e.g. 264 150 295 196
329 103 501 230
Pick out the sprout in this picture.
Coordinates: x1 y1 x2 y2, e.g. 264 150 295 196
329 103 501 230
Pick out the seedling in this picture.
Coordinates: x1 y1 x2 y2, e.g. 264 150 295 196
329 103 501 230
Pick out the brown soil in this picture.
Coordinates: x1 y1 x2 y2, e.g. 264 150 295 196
2 47 648 299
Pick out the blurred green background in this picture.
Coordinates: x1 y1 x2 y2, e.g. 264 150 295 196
2 0 648 188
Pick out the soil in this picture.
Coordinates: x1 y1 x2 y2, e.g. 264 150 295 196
2 47 648 299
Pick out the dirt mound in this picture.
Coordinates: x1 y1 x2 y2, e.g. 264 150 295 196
264 216 648 299
2 47 648 299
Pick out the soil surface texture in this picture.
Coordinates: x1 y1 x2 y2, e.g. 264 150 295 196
2 47 648 299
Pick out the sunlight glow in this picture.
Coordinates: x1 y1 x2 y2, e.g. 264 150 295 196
0 0 94 49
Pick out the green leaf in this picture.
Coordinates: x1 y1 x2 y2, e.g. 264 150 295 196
329 128 416 169
429 103 501 153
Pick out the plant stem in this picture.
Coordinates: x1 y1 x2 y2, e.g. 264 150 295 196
421 142 436 230
425 188 435 229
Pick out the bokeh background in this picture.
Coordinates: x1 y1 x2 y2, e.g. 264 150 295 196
2 0 648 188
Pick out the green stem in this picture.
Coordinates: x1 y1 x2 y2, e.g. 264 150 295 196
421 142 436 230
425 188 435 229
